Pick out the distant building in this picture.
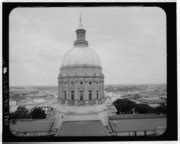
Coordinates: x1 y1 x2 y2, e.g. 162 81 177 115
10 87 38 95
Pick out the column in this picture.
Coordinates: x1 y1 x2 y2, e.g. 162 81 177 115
59 80 61 102
85 79 88 104
94 78 96 100
85 79 87 100
99 78 101 99
67 78 69 101
102 79 104 98
95 78 99 104
61 79 63 101
75 78 78 104
100 79 103 99
93 78 96 100
65 79 68 104
58 78 60 102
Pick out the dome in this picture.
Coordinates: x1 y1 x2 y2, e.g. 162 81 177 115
61 47 102 68
58 15 105 106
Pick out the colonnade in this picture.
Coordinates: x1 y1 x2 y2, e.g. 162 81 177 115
58 77 104 104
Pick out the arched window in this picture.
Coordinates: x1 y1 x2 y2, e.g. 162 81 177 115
89 81 92 85
71 91 74 100
80 91 83 101
64 90 66 100
96 90 99 99
89 90 92 100
80 81 83 85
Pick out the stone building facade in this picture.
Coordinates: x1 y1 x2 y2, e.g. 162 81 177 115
58 15 104 105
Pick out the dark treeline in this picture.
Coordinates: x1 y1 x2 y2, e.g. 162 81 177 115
113 99 166 114
10 106 46 120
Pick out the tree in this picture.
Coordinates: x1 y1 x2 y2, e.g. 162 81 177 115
10 106 29 119
30 107 46 119
9 112 17 120
134 104 154 114
154 103 167 114
113 99 135 114
113 98 167 115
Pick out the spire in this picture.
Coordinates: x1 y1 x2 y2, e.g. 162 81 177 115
74 13 88 47
79 12 83 28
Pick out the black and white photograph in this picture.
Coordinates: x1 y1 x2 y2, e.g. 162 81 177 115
2 2 177 142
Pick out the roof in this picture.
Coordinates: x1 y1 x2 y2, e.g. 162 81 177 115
61 47 101 68
109 115 166 132
137 98 166 104
109 114 166 119
57 120 108 136
10 120 54 133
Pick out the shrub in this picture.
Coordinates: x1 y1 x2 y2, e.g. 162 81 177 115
113 98 167 115
134 104 154 114
10 106 47 120
154 104 167 114
113 99 135 114
30 107 46 119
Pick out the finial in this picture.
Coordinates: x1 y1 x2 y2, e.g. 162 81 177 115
79 12 83 28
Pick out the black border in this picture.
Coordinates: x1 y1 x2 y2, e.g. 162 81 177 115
2 2 177 142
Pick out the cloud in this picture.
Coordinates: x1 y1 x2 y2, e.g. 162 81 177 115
10 14 70 86
9 7 166 86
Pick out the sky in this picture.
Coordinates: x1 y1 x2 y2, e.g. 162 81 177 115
9 7 166 86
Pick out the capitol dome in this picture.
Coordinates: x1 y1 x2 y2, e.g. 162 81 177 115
61 47 102 68
58 14 104 105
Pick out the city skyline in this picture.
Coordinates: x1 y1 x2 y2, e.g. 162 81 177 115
10 7 166 86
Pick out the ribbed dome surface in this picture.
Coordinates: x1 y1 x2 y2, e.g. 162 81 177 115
61 47 101 67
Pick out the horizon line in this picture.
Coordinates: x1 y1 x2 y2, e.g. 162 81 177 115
10 83 167 87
